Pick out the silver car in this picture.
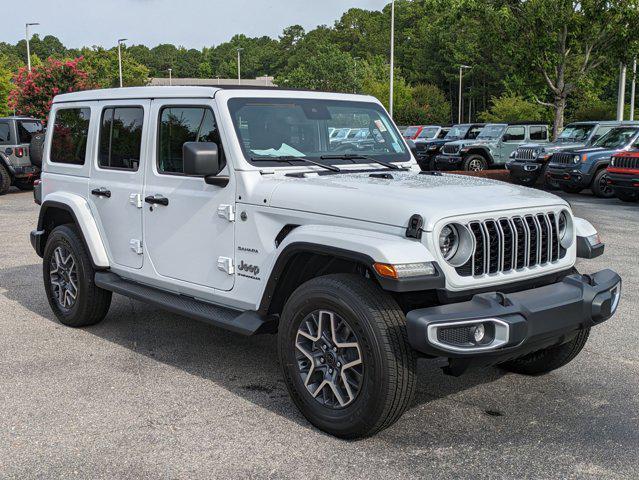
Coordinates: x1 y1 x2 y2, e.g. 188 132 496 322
0 116 43 194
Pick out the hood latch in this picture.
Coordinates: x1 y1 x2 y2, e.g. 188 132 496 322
406 214 424 240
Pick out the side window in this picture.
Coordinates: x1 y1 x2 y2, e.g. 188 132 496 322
98 107 144 171
529 126 548 141
592 126 613 142
158 106 223 175
50 108 91 165
0 122 10 144
504 126 525 142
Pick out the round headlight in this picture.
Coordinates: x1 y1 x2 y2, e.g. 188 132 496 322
558 211 568 240
573 155 580 164
439 225 459 260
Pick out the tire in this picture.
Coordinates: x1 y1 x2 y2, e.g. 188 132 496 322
590 169 615 198
500 328 590 375
278 273 416 439
560 184 583 194
14 180 34 191
616 190 638 203
43 224 112 327
0 164 11 195
462 154 487 172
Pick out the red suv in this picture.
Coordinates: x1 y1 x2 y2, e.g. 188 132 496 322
607 151 639 202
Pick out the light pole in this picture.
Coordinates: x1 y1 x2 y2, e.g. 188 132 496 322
25 23 40 72
458 65 471 123
117 38 127 88
236 47 244 85
617 62 626 121
630 57 637 121
389 0 395 117
167 68 172 86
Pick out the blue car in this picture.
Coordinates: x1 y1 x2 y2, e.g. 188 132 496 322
545 124 639 197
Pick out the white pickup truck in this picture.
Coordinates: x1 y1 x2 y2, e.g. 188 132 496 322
30 86 621 438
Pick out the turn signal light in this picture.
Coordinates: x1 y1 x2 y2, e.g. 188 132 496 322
373 262 436 279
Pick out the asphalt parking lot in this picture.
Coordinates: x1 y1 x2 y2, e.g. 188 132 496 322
0 187 637 479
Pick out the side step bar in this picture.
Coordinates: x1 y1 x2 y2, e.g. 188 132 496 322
94 272 275 336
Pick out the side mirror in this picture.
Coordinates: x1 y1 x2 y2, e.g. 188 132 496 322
501 134 510 142
183 142 221 176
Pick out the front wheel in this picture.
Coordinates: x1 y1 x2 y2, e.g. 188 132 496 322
616 190 638 203
43 224 112 327
499 328 590 375
591 169 615 198
462 155 487 172
278 274 416 439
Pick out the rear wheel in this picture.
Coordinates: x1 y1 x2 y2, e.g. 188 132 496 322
499 328 590 375
0 164 11 195
591 169 614 198
43 224 112 327
278 274 416 439
463 155 487 172
616 190 638 202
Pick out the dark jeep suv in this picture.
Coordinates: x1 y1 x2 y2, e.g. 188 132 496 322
507 121 622 187
545 125 639 197
0 116 44 194
414 123 484 171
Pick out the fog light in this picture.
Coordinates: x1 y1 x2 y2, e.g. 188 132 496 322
471 324 485 343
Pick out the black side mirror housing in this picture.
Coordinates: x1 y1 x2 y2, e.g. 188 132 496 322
183 142 221 176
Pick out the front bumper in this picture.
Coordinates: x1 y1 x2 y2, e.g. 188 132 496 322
507 160 544 179
546 165 592 188
607 171 639 193
406 269 621 369
434 154 463 170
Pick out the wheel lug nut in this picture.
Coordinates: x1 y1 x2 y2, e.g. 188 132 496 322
332 347 337 352
329 369 333 374
337 362 341 367
319 358 324 363
322 345 327 350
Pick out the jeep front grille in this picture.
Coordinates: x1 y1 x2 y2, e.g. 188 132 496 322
442 144 460 155
552 152 576 165
455 213 565 277
612 155 639 169
516 148 537 161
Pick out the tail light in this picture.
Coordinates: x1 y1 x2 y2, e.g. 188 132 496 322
15 147 24 157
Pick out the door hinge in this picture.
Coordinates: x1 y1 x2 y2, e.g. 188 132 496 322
217 256 234 275
217 204 235 222
129 239 143 255
129 193 143 208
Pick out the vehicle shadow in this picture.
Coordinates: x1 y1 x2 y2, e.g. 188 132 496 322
0 263 508 433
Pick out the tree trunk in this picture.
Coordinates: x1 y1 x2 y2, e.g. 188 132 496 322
552 96 566 140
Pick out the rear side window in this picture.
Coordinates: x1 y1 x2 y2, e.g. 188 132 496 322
98 107 144 171
0 122 10 144
529 126 548 141
158 106 221 174
50 108 91 165
17 120 43 144
504 126 525 141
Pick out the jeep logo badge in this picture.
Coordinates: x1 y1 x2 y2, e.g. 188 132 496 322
238 260 260 276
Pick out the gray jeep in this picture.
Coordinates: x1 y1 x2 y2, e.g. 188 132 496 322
0 116 44 194
434 122 549 171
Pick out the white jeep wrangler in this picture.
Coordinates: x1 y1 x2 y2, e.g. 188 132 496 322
31 87 621 439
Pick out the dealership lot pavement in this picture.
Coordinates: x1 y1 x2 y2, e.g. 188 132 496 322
0 188 637 479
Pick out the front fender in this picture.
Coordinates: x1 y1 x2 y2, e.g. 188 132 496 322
462 145 494 163
39 192 110 268
574 216 604 259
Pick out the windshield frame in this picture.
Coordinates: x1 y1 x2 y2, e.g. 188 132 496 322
477 124 506 140
227 97 412 168
558 123 595 142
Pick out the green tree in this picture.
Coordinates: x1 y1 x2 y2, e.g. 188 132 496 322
0 56 14 116
478 94 550 123
79 47 149 88
508 0 639 138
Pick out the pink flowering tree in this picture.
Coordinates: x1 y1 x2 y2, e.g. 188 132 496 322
8 57 95 121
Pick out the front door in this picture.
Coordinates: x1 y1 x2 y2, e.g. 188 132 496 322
499 125 526 164
142 100 235 291
88 100 150 269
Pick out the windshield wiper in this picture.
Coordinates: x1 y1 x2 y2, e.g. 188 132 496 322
250 155 341 172
320 153 405 170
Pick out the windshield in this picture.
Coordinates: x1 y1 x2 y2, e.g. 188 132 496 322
228 98 410 166
559 124 594 142
17 120 43 144
417 127 439 139
403 126 420 138
592 127 638 149
478 124 506 139
445 125 471 140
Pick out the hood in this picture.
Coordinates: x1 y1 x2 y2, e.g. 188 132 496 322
559 146 616 159
447 138 495 148
519 141 587 154
266 171 567 232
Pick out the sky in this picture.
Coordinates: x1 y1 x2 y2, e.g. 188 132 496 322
5 0 390 49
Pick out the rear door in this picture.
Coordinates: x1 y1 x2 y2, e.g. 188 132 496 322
88 100 150 269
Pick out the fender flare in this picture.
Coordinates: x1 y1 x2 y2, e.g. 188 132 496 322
258 225 444 313
573 216 604 259
462 145 494 164
38 192 110 268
